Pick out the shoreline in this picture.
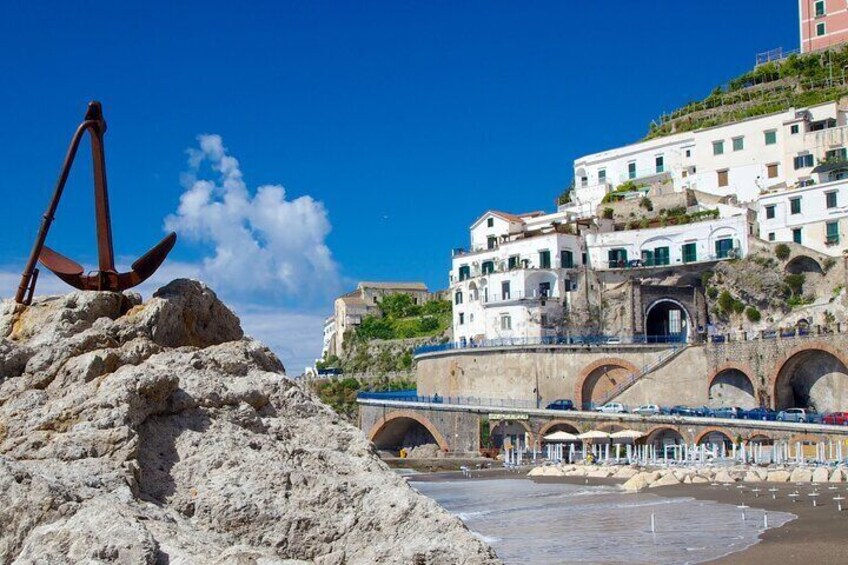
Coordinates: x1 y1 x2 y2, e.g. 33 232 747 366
409 469 848 564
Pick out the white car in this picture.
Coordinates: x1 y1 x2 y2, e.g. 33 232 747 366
633 404 661 416
596 402 627 414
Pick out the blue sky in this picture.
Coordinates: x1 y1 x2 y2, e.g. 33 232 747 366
0 1 799 370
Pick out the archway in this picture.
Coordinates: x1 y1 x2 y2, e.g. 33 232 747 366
695 428 733 450
368 412 449 453
538 420 580 440
645 298 691 343
643 426 685 459
771 346 848 412
708 367 756 408
575 358 639 409
785 255 823 275
490 419 533 451
748 434 774 446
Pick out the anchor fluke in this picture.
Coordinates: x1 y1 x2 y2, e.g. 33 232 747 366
14 102 178 304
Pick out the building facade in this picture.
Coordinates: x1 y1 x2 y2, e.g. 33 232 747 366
800 0 848 53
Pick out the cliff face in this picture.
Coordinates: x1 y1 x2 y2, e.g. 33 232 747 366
0 280 498 565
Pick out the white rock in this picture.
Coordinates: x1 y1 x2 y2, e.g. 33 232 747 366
743 471 762 483
790 468 813 483
613 467 638 479
714 470 736 483
691 476 710 484
812 467 830 483
649 474 680 488
622 474 649 492
767 470 791 483
829 469 844 483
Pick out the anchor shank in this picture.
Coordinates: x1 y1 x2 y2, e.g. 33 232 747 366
88 109 116 274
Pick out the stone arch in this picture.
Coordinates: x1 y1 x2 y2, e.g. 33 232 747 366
538 419 580 440
596 423 628 434
367 410 449 452
769 343 848 411
785 255 823 275
574 358 639 409
747 433 774 445
644 298 692 342
708 363 757 408
694 427 733 445
642 426 687 456
489 418 534 451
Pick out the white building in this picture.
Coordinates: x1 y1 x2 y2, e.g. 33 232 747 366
450 210 584 346
758 177 848 256
566 101 848 214
584 213 750 270
321 315 336 358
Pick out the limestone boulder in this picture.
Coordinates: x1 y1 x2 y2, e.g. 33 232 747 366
743 471 762 483
0 281 498 565
691 475 710 484
613 466 638 480
622 473 649 492
649 474 680 488
829 469 844 483
714 470 736 483
812 467 830 483
790 468 813 483
767 470 791 483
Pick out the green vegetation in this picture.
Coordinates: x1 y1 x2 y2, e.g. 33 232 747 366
602 207 614 219
784 273 806 297
639 196 653 211
823 257 837 273
745 306 761 323
601 181 648 203
707 286 719 300
645 46 848 140
311 374 416 420
775 243 791 261
717 290 745 316
353 295 452 342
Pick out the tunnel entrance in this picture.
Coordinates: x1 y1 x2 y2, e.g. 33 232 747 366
774 349 848 412
645 299 690 343
709 369 756 408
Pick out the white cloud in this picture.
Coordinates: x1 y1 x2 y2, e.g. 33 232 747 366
165 134 340 303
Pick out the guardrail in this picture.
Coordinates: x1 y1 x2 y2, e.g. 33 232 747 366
357 390 537 409
414 334 686 356
593 344 688 407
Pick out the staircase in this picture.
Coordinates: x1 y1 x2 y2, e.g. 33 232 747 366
594 344 689 406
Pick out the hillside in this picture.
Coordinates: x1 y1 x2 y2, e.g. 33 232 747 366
646 46 848 140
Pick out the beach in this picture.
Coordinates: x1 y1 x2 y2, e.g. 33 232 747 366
410 467 848 564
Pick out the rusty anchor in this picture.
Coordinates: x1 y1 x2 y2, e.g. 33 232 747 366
15 101 176 305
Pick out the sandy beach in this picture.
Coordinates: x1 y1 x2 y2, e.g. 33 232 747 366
411 467 848 564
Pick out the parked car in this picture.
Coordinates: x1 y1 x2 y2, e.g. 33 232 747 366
605 337 622 345
669 405 705 417
743 407 777 421
711 406 744 419
822 411 848 425
777 408 819 423
596 402 627 414
546 399 575 411
633 404 662 416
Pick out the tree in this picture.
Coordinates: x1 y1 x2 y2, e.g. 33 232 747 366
784 274 805 297
775 243 790 261
379 294 420 318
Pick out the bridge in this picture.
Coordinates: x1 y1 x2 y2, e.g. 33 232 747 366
359 397 848 456
412 325 848 413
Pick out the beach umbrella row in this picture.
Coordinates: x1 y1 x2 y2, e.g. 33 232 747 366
543 429 645 442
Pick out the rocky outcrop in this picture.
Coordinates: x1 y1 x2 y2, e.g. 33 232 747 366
0 280 498 564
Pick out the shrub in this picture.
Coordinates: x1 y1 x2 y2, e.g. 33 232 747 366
823 257 836 272
701 270 714 287
707 286 719 300
717 290 735 313
732 299 745 314
745 306 761 323
784 273 806 297
775 243 791 261
379 294 420 318
602 207 614 219
639 197 653 211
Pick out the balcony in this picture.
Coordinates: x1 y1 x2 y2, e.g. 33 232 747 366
482 288 561 305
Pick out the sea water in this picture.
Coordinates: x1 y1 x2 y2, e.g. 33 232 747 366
413 479 794 565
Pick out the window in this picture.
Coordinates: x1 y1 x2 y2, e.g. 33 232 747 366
539 281 551 298
655 155 664 173
715 238 734 259
500 315 512 331
458 312 464 325
482 260 494 275
685 148 692 158
732 136 744 151
817 22 826 36
717 169 729 187
454 291 463 305
628 161 636 179
508 255 519 270
581 176 588 187
373 296 378 305
712 140 724 155
608 248 628 268
765 205 776 219
487 236 497 250
459 265 470 281
827 191 838 209
469 313 474 322
654 246 670 266
582 252 587 265
791 124 800 135
641 249 654 266
799 177 815 187
826 148 848 161
502 281 511 300
793 154 814 169
815 0 826 17
598 168 606 182
790 197 802 214
561 249 574 268
764 130 777 145
827 221 840 244
539 249 551 269
682 242 697 263
540 314 548 327
487 217 494 228
768 232 776 241
792 228 802 244
767 163 779 179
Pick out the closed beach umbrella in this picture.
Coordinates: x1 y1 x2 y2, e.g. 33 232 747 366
578 430 610 441
544 430 579 442
610 429 644 441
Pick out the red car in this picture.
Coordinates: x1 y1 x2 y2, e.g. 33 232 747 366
822 412 848 425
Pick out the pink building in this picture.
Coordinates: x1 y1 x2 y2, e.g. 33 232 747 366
800 0 848 53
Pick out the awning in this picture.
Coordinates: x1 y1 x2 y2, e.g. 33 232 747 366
543 430 579 442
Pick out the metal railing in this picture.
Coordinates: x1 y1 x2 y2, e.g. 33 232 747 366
414 333 686 356
707 323 845 344
592 344 688 407
356 390 537 409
